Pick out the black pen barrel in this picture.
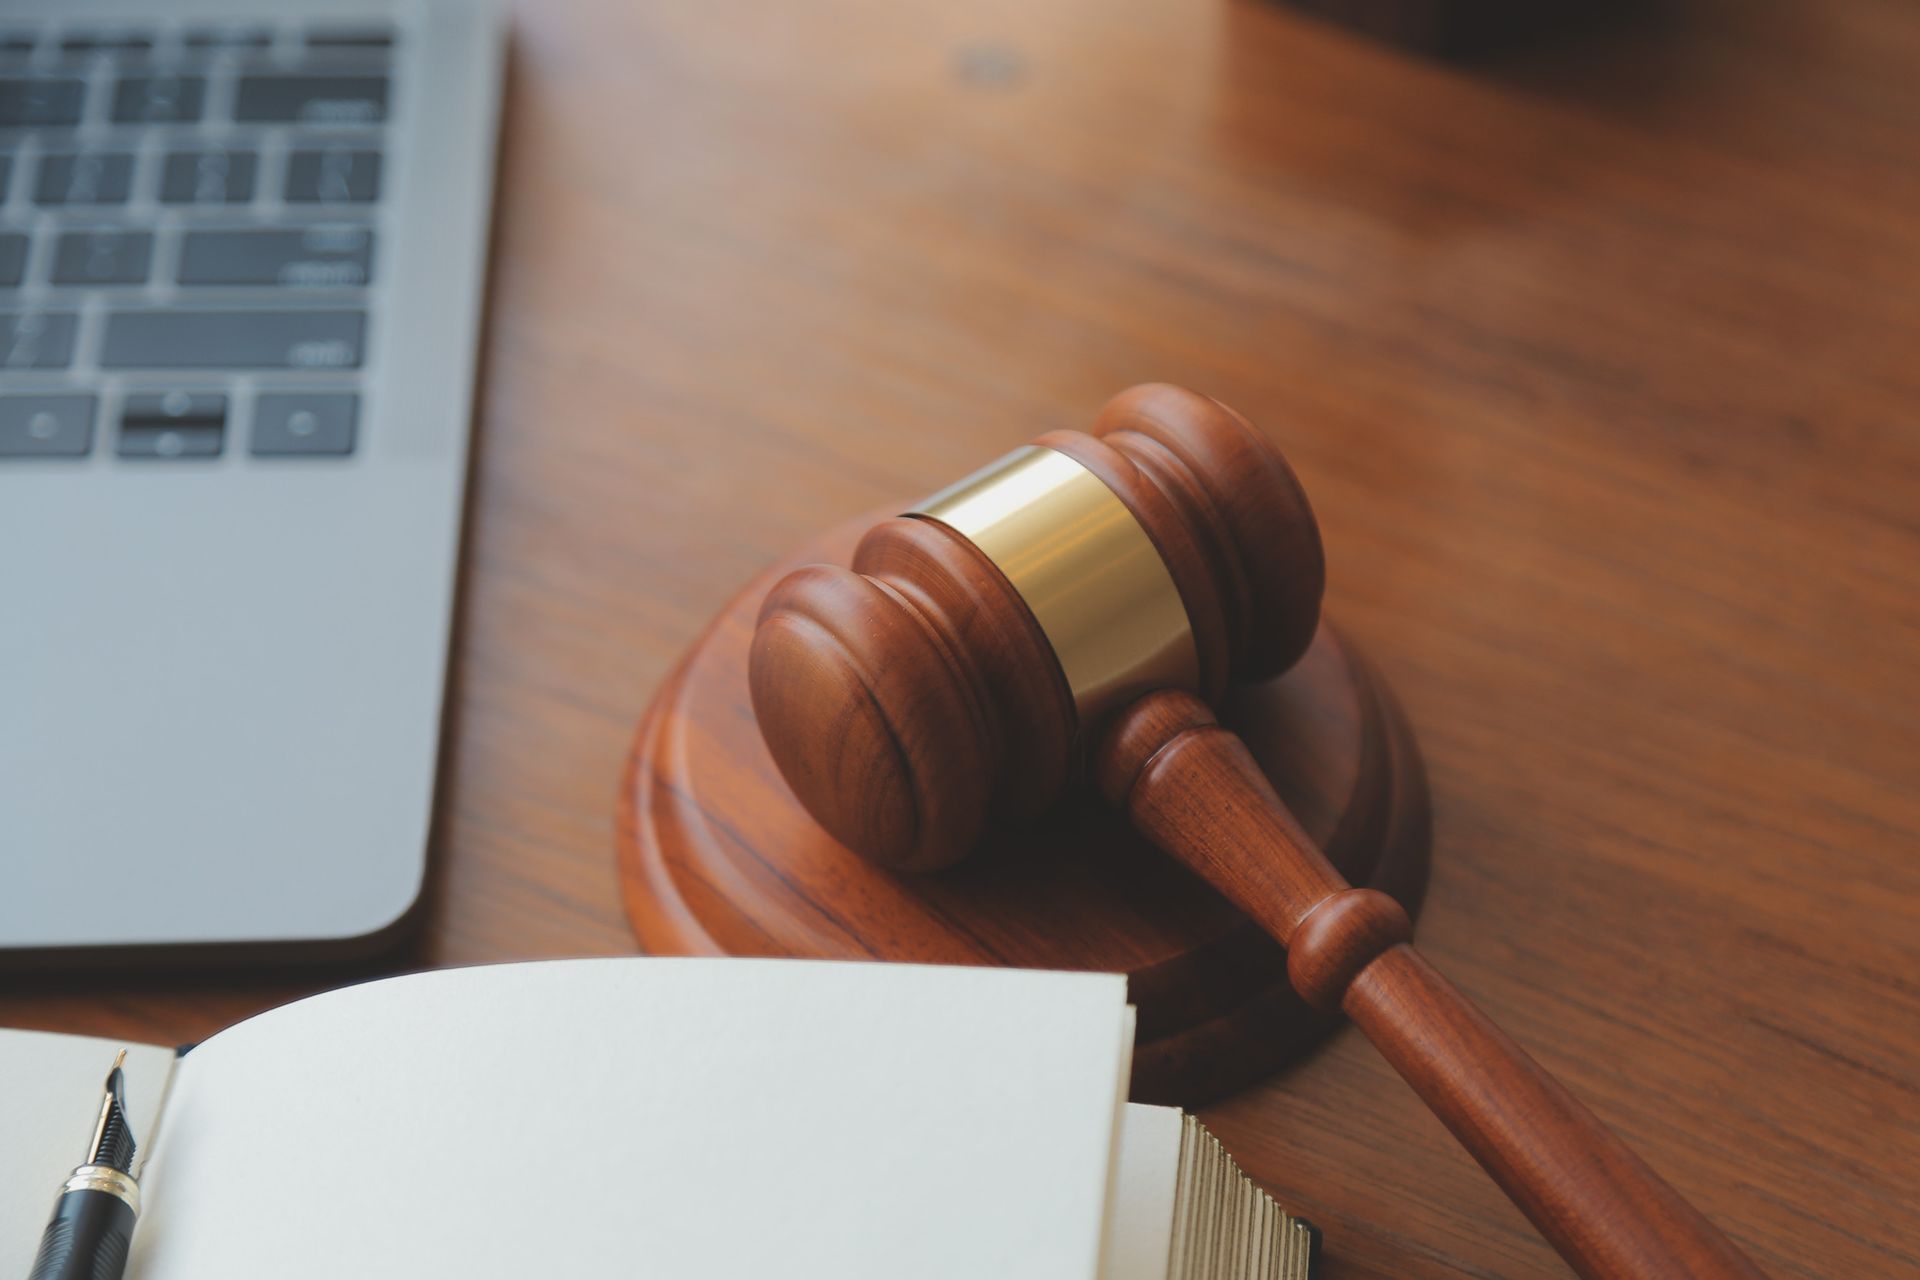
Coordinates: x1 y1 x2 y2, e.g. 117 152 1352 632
27 1178 137 1280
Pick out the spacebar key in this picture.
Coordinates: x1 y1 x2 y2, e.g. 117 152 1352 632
102 310 364 369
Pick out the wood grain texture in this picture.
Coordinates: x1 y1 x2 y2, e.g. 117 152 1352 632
2 1 1916 1276
1098 688 1766 1278
751 513 1072 871
748 387 1324 870
622 515 1429 1102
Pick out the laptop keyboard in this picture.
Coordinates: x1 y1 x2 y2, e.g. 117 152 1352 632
0 21 397 459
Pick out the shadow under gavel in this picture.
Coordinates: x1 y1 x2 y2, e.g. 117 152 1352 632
749 383 1769 1280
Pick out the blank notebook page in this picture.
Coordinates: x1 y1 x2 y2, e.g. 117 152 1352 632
130 958 1135 1280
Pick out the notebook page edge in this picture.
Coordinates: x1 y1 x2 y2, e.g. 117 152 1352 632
1098 1100 1184 1280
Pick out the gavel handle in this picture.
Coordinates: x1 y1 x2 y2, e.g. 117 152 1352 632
1097 690 1769 1280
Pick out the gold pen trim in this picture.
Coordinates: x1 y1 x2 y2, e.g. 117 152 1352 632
62 1165 140 1214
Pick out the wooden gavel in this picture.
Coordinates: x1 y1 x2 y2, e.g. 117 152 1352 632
748 383 1769 1280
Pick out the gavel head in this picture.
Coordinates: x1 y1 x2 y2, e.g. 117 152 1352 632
749 383 1325 871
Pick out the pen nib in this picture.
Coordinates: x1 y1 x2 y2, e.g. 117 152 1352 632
88 1051 138 1174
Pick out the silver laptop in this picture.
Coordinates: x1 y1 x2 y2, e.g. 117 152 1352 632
0 0 504 962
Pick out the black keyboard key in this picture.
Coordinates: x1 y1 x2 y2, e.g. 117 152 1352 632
0 312 77 367
120 427 223 459
0 153 10 201
0 78 86 127
102 310 364 369
61 33 154 57
184 27 274 51
35 152 135 205
285 148 382 203
179 227 373 287
253 392 357 456
124 391 226 426
52 231 153 285
119 391 227 459
0 394 94 457
160 148 258 204
234 74 387 124
0 233 25 286
120 427 222 458
306 26 395 50
111 75 207 123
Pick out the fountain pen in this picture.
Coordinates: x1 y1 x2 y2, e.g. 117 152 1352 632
27 1052 141 1280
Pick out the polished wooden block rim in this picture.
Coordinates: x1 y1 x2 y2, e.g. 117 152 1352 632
617 515 1431 1104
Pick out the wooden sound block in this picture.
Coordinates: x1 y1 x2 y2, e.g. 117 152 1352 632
618 516 1431 1105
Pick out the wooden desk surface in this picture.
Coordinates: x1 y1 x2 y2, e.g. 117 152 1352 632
8 2 1916 1275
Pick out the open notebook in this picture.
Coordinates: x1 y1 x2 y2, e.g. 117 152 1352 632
1 959 1317 1280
